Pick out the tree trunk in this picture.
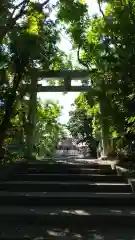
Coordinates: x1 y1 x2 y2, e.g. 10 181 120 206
0 73 22 159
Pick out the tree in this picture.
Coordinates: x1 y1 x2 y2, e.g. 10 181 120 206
0 0 88 159
85 0 135 155
68 94 98 157
58 0 135 158
6 98 63 158
35 99 63 157
0 1 50 157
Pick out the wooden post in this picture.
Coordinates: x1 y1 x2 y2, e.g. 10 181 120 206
26 77 37 159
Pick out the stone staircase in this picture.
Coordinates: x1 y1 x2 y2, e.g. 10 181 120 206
0 160 135 239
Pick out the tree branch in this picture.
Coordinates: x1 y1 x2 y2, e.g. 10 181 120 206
13 0 29 21
97 0 105 18
11 0 29 18
77 44 94 85
0 0 29 43
127 1 135 26
119 0 124 6
41 0 50 7
77 44 90 70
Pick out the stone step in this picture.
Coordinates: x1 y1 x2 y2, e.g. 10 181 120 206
20 167 116 175
1 226 135 239
25 163 112 170
0 238 31 240
0 206 135 227
0 192 134 206
9 173 127 182
0 181 132 193
0 228 135 240
0 238 84 240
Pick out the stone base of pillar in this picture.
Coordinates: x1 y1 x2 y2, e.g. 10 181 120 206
98 155 108 160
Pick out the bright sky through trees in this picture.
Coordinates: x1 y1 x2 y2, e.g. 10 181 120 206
38 0 100 124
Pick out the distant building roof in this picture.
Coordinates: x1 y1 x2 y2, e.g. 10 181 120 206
58 138 77 148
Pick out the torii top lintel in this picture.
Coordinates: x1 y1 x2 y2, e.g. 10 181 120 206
27 69 93 92
31 69 90 80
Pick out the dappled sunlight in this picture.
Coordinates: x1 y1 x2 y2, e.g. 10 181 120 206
47 228 70 237
110 209 122 213
22 207 135 217
62 209 90 215
1 225 135 239
28 207 92 216
130 211 135 215
91 191 133 194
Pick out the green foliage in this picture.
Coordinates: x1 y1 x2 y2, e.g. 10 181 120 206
7 98 64 158
0 0 74 159
64 0 135 157
35 99 63 157
57 0 87 23
68 93 98 157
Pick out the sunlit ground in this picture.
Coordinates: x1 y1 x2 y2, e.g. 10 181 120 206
1 224 135 239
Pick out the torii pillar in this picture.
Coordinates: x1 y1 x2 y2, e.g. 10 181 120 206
26 77 37 159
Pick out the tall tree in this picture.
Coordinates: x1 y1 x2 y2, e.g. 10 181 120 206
68 94 98 157
58 0 135 157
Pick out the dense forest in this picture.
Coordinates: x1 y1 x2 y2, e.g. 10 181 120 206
67 0 135 160
0 0 135 161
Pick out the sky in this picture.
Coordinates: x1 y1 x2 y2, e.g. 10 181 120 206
38 0 100 124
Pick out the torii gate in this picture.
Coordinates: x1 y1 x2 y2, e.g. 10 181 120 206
26 69 106 158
